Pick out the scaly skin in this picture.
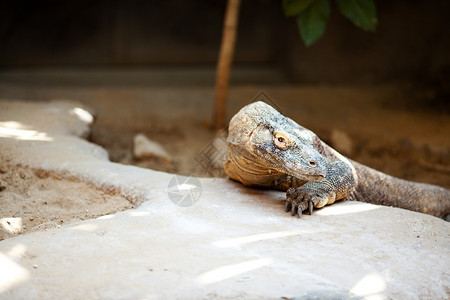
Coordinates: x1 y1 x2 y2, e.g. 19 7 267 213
224 101 450 218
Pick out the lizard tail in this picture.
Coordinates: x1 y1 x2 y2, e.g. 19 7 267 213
350 161 450 218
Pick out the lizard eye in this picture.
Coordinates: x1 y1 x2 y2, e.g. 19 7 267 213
274 132 290 149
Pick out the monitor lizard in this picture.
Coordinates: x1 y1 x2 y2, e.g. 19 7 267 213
224 101 450 218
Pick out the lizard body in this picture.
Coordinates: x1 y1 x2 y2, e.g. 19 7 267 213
224 101 450 218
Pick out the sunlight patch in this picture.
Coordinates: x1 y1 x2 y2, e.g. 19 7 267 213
315 203 380 216
0 218 23 234
350 273 387 299
197 258 272 284
128 211 151 217
0 121 25 129
0 122 53 141
7 244 27 259
214 230 316 247
70 107 94 124
0 252 30 293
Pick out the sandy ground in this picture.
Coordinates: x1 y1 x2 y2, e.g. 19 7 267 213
0 165 133 240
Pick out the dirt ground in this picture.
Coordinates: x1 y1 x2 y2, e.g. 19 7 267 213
0 75 449 240
0 163 134 240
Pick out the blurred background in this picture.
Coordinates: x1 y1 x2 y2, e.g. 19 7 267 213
0 0 449 187
0 0 449 84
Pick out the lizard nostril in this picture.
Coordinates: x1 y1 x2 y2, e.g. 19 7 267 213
309 160 317 167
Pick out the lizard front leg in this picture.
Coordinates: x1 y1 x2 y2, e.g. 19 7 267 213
285 160 357 217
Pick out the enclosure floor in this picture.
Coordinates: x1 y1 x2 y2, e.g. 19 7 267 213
0 70 449 298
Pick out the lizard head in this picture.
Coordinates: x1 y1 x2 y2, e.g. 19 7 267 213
228 101 327 182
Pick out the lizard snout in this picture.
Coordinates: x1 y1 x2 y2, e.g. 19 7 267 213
284 155 327 182
299 155 327 181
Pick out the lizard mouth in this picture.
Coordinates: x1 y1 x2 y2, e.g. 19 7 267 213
302 173 326 182
281 160 327 182
287 170 325 182
267 158 326 181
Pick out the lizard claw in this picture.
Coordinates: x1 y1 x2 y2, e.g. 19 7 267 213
286 187 306 218
290 202 297 216
286 187 296 215
308 200 314 215
285 200 292 212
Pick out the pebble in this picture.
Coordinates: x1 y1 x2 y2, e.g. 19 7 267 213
133 133 172 162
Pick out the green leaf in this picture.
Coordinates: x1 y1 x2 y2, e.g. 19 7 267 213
297 0 331 46
336 0 378 31
282 0 315 17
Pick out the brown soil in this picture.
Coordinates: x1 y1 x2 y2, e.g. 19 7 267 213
0 164 134 241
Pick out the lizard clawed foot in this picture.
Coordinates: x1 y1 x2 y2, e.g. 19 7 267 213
286 187 330 218
286 187 316 217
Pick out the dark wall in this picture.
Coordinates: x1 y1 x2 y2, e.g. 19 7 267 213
0 0 449 84
0 0 279 66
281 0 450 83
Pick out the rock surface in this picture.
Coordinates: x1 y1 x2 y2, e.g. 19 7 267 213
133 133 172 162
0 100 449 299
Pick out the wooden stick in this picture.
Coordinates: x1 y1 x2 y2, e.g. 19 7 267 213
213 0 241 130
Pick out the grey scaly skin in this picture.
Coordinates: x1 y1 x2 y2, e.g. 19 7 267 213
224 101 450 218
